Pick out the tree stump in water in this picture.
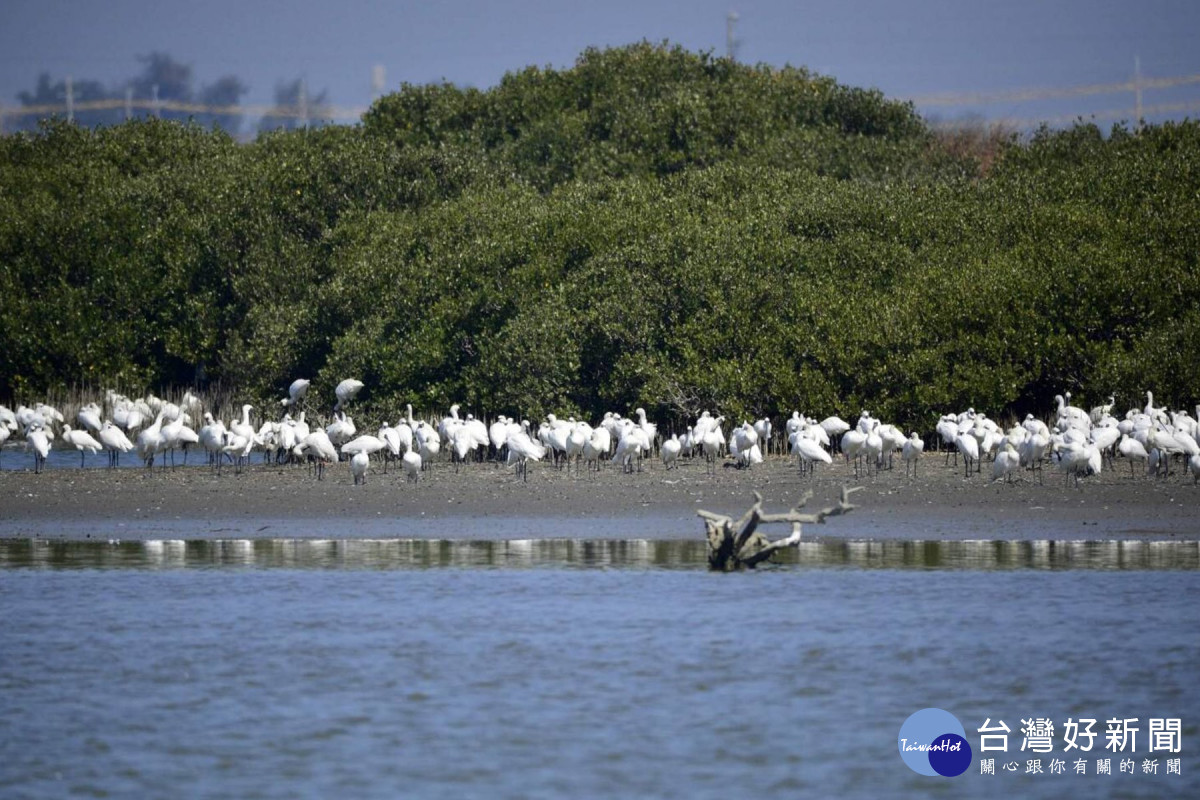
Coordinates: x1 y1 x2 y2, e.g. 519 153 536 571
697 487 862 572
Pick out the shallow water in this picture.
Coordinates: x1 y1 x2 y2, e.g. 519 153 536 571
2 539 1197 799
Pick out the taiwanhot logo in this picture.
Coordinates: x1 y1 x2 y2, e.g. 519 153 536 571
898 707 973 777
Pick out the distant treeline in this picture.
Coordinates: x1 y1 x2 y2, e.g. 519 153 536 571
1 42 1197 428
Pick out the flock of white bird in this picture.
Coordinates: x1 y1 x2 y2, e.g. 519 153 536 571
2 378 1199 487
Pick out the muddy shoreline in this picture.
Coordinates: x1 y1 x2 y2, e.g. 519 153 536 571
2 452 1196 542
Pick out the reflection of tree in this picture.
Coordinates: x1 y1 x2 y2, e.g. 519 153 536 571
259 78 330 132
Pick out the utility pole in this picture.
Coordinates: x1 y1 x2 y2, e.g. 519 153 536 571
726 11 739 61
125 86 133 120
65 75 74 122
1134 55 1143 129
372 64 386 99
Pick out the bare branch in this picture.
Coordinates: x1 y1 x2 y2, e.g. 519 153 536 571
700 487 862 571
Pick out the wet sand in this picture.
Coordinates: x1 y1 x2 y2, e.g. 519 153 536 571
2 452 1196 541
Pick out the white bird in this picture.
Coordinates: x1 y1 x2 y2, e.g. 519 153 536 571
792 433 832 477
25 424 51 473
220 431 254 475
507 424 547 481
230 404 256 443
161 415 200 468
661 433 682 469
62 424 102 468
402 449 422 482
0 422 10 468
1052 441 1094 487
583 427 611 472
613 423 650 473
1188 454 1200 485
1117 434 1149 478
350 451 370 485
565 423 589 474
77 403 103 434
341 434 386 458
489 416 510 456
1148 426 1184 478
877 423 906 471
98 421 135 468
955 432 979 478
841 428 868 477
901 432 924 477
730 422 760 469
992 441 1021 484
1089 394 1115 425
415 421 441 469
299 430 338 480
701 419 726 474
753 418 772 455
440 403 464 443
450 425 476 472
634 408 657 455
283 378 311 408
379 423 402 471
334 379 364 411
199 413 227 468
863 422 883 476
326 412 356 446
136 410 169 468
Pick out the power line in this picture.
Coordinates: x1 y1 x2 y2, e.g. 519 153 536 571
908 72 1200 107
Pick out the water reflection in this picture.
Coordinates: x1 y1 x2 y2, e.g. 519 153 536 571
1 538 1197 570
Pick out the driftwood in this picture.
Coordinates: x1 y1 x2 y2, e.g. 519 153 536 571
698 487 863 571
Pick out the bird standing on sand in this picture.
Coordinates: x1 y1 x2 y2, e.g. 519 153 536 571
350 451 370 485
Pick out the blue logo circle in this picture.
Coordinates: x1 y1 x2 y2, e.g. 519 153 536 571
898 708 972 777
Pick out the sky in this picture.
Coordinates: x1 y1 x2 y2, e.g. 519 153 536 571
2 0 1198 131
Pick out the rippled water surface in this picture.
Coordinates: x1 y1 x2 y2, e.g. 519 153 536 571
2 538 1198 799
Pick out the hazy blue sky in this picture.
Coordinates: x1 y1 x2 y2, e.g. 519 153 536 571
3 0 1198 128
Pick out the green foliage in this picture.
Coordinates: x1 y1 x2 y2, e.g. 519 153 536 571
2 44 1199 431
